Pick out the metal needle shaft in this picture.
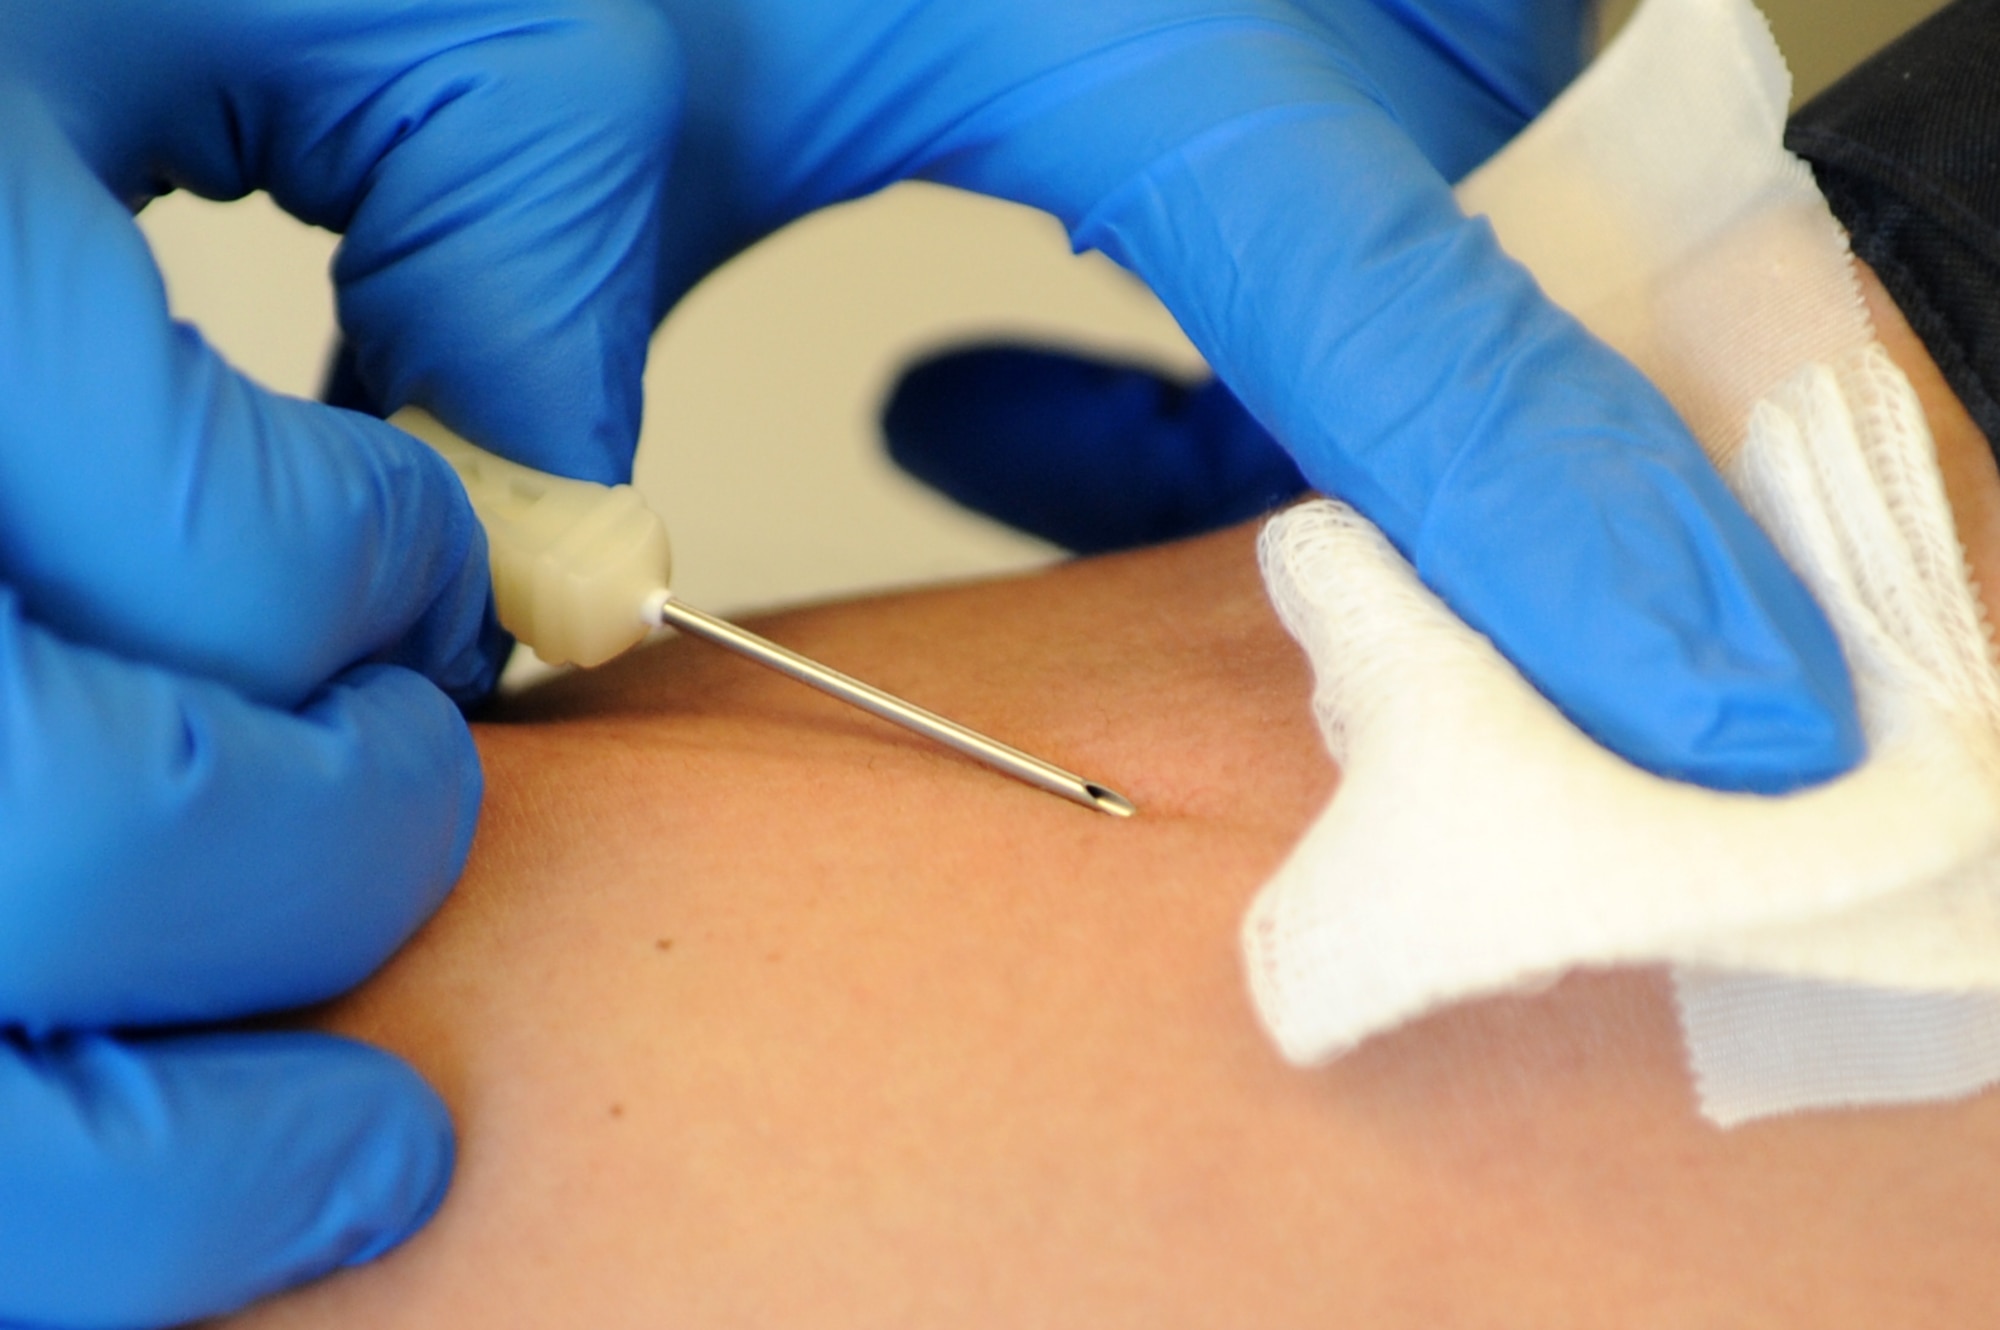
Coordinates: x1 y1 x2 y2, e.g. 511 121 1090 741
648 592 1135 818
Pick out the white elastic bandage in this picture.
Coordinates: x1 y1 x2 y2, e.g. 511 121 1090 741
1245 0 2000 1124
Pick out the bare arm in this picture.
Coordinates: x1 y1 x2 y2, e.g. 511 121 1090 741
234 522 1366 1327
222 268 2000 1329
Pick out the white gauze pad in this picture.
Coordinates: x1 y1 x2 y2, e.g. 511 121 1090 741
1244 0 2000 1124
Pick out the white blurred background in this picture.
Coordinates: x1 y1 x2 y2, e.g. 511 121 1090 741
139 0 1950 619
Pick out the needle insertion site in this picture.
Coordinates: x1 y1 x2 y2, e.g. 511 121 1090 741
389 408 1135 819
647 592 1136 817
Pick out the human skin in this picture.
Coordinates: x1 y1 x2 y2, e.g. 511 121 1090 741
218 263 2000 1328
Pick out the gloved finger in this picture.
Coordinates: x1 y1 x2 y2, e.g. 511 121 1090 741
0 84 502 708
917 26 1862 791
0 594 477 1033
0 1031 451 1329
882 345 1304 553
5 0 683 483
1105 106 1861 791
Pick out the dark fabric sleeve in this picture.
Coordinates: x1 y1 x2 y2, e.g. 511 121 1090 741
1786 0 2000 452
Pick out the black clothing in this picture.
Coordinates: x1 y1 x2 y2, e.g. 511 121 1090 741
1788 0 2000 455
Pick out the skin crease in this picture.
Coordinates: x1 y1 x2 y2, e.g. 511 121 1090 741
217 262 2000 1328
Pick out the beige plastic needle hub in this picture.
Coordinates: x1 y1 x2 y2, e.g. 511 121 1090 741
392 408 669 668
390 408 1136 817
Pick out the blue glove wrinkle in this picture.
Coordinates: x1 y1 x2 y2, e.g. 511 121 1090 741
0 1032 454 1330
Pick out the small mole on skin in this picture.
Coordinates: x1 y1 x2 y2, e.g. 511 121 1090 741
655 939 674 952
610 1103 625 1120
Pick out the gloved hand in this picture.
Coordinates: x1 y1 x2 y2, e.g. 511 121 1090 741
330 0 1862 792
0 2 681 1324
541 0 1854 793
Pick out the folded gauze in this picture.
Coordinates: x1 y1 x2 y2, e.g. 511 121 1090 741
1245 0 2000 1125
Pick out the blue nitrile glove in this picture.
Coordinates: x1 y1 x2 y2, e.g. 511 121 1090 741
885 345 1309 554
489 0 1852 793
0 2 683 1324
325 0 1861 792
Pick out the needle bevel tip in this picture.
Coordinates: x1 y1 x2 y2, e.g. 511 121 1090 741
1087 785 1138 819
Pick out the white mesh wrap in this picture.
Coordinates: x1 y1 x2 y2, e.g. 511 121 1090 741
1246 0 2000 1124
